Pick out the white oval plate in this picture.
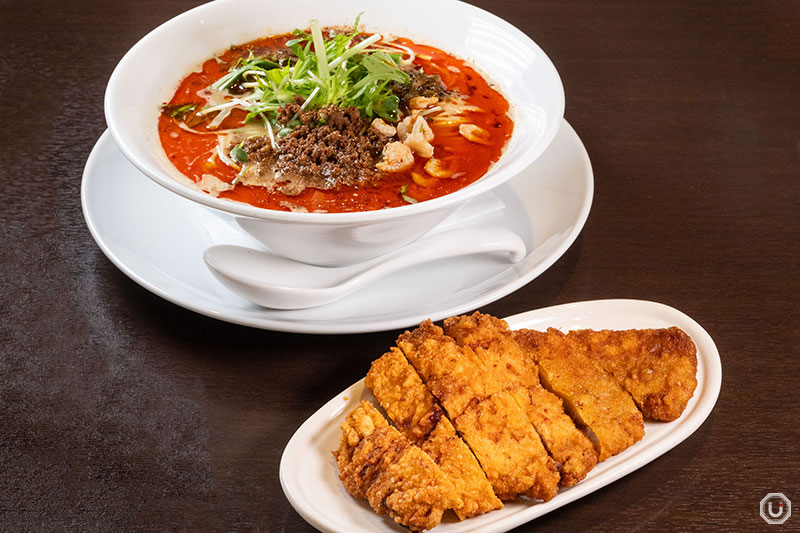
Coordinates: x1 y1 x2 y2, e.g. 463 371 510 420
280 299 722 532
81 120 592 334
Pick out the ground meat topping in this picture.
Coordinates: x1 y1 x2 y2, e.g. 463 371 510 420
392 67 450 110
240 135 273 162
232 62 449 196
250 47 296 67
241 102 391 195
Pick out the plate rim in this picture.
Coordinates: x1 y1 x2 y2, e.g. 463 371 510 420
279 299 722 532
81 119 593 334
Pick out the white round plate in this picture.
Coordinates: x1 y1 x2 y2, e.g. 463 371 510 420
81 119 593 334
279 299 722 532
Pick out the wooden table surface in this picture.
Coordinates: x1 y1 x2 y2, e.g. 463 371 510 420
2 1 798 531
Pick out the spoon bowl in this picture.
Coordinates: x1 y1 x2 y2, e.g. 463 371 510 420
204 226 526 309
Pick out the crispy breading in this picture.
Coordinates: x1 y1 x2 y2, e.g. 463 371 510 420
568 328 698 421
396 321 498 418
513 328 645 462
443 313 542 388
444 313 598 486
337 426 407 500
366 347 445 445
333 400 390 481
366 443 460 531
507 385 598 486
421 418 502 519
454 391 560 501
366 348 502 518
397 321 560 501
333 401 460 531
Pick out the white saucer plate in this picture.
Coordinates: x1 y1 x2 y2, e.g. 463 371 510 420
81 119 593 334
279 299 722 532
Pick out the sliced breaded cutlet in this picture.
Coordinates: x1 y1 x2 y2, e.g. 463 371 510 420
333 399 391 490
366 348 502 518
397 321 560 502
333 401 461 532
454 389 560 501
568 327 698 421
513 328 645 462
420 417 503 518
365 347 446 446
396 322 496 419
444 313 598 486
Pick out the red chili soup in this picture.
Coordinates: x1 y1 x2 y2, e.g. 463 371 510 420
158 30 513 213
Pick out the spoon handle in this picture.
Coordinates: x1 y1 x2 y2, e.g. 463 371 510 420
340 226 526 291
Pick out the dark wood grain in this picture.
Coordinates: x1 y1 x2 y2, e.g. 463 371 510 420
1 1 798 531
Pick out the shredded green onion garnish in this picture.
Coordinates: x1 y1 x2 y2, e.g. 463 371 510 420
399 183 417 204
203 15 409 133
162 103 198 119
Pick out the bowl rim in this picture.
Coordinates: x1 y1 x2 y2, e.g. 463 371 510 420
105 0 565 224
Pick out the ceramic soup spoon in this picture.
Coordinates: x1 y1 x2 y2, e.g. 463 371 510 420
203 226 526 309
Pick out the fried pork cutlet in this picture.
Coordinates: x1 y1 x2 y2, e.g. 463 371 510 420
397 322 497 418
455 390 560 501
366 347 445 446
333 401 397 499
366 348 502 519
397 321 560 502
444 313 598 487
333 401 460 531
568 328 698 421
421 418 503 518
513 328 645 462
443 313 542 389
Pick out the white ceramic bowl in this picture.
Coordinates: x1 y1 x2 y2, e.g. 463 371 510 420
105 0 564 265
